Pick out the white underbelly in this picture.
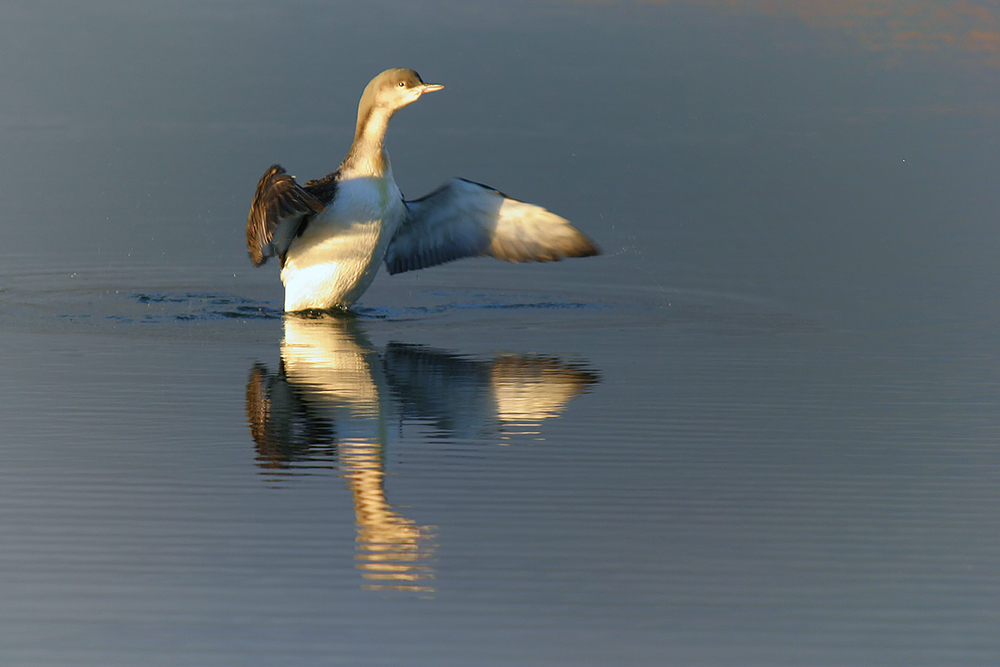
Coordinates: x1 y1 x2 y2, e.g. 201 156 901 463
281 177 404 311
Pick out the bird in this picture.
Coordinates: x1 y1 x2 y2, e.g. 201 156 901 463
246 68 599 312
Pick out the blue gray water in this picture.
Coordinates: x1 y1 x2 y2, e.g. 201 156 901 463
2 1 999 665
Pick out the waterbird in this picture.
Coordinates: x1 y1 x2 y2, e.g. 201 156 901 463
246 68 599 312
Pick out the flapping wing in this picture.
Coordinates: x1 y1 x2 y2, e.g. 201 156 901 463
246 165 326 267
384 178 599 275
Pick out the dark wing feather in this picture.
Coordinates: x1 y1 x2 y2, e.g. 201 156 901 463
384 178 599 275
246 165 327 267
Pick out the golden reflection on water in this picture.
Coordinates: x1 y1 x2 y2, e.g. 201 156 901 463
340 439 436 593
490 355 599 440
246 315 599 592
650 0 1000 65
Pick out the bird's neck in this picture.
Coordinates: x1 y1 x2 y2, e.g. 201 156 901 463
340 106 393 179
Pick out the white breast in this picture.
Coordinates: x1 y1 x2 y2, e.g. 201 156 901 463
281 175 406 310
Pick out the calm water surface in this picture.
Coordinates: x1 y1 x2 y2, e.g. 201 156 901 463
2 1 999 665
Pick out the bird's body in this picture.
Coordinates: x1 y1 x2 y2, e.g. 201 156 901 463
247 68 598 312
280 172 404 311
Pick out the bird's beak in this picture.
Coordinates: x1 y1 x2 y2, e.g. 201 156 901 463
420 83 445 93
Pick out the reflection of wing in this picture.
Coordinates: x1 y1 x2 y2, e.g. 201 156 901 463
382 343 600 438
246 165 327 267
382 343 494 437
490 355 600 427
385 178 599 274
245 362 337 469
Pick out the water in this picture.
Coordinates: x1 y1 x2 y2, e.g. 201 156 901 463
2 1 1000 665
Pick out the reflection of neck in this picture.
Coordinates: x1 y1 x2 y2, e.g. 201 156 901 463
341 441 435 592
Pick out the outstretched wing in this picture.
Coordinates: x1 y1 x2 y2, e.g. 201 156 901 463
384 178 599 275
246 165 326 267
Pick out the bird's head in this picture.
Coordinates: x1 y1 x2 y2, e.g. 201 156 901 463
362 68 444 113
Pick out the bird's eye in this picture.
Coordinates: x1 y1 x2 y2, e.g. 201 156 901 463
397 81 405 88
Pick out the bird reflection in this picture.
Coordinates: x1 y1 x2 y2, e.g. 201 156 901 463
246 315 599 592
